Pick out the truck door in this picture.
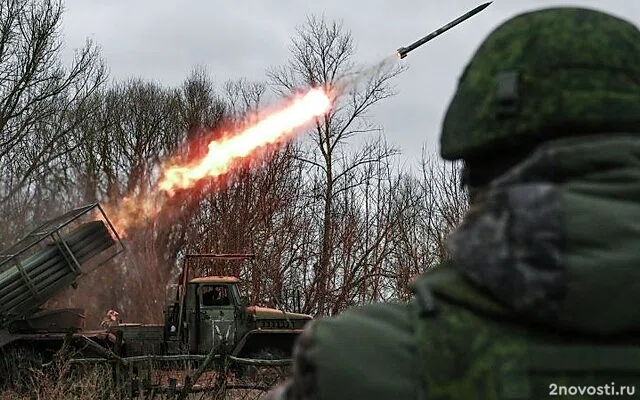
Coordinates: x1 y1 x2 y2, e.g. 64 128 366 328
197 284 236 353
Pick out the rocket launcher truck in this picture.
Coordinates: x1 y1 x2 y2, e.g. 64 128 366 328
0 203 313 387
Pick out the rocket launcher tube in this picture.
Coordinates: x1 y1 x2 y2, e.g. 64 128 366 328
0 224 112 301
0 221 116 324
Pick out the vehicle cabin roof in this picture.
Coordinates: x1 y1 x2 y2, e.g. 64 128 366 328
189 276 240 284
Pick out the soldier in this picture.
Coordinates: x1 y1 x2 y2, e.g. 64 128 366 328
100 309 119 329
265 6 640 400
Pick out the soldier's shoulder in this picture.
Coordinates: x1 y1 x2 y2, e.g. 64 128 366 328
307 301 423 399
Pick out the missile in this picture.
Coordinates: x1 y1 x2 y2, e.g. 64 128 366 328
397 2 492 59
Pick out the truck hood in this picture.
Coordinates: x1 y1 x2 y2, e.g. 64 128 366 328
246 306 312 320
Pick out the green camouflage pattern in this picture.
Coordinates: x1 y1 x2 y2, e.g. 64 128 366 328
264 133 640 400
447 134 640 335
423 134 640 399
440 7 640 161
415 268 640 399
264 302 423 400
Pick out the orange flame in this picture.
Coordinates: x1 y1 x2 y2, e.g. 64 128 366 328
101 195 163 238
159 87 332 195
104 86 333 237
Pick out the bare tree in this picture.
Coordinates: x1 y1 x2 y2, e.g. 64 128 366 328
388 150 468 301
0 0 106 246
418 151 468 260
326 150 410 312
267 15 405 314
223 77 267 117
47 78 187 325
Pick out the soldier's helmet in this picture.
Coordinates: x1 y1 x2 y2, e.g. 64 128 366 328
440 7 640 164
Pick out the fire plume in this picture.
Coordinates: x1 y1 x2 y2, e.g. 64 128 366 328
102 195 162 238
104 86 333 237
159 87 332 195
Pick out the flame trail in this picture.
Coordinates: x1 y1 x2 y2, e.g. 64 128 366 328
100 0 484 238
159 87 332 195
332 54 399 94
105 86 333 236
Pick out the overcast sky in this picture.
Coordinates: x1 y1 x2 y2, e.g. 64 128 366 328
60 0 639 169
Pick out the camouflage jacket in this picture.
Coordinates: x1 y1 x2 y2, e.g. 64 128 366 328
264 134 640 400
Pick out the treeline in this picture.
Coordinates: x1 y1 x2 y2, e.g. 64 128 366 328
0 0 468 325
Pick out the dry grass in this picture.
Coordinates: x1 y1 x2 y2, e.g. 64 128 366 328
0 390 269 400
0 372 274 400
0 352 283 400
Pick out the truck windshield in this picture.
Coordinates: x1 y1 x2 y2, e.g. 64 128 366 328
199 285 230 306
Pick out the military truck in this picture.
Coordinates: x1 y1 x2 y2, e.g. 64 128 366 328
115 253 313 361
0 204 312 387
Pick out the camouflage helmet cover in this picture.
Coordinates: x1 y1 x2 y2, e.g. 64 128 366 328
440 7 640 161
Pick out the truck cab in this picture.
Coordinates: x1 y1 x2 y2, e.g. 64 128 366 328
186 276 244 354
164 272 312 358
